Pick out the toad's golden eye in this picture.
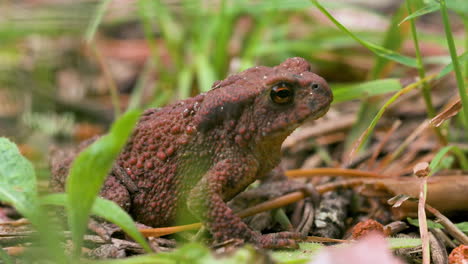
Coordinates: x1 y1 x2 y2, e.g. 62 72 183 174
270 82 294 105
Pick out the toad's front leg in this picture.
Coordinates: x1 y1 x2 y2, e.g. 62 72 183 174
186 159 302 249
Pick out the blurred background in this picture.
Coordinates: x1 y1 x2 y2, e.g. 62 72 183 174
0 0 466 177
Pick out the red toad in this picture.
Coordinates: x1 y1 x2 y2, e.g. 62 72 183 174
51 57 332 248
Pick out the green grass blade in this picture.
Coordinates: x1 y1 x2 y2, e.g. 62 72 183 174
387 237 422 249
408 217 468 232
211 0 237 76
138 0 183 62
369 4 409 79
239 4 277 70
136 0 160 62
464 16 468 79
332 79 402 103
405 0 441 144
350 75 435 157
345 3 408 153
148 88 172 108
91 197 151 252
363 40 418 67
440 0 468 128
66 110 141 258
85 0 112 43
195 53 217 92
437 51 468 79
178 65 194 99
310 0 418 68
41 193 152 253
399 3 440 26
428 145 468 174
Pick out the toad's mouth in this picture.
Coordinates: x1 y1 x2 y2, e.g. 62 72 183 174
265 103 331 141
303 103 330 123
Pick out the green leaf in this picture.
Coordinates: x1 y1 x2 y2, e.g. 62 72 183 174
408 217 468 232
41 193 151 252
428 145 468 174
387 237 422 249
364 40 418 67
407 217 443 229
272 242 323 263
0 138 67 262
369 4 408 79
66 110 141 257
399 3 440 26
332 79 402 103
0 137 39 223
437 51 468 79
310 0 418 68
456 222 468 232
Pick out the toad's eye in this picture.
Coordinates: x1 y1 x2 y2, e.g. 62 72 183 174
270 82 294 105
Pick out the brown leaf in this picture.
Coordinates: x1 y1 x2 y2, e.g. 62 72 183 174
373 175 468 214
431 98 462 127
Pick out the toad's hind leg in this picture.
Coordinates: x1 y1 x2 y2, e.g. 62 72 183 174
186 160 302 249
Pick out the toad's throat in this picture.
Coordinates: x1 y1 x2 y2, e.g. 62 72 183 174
266 103 331 140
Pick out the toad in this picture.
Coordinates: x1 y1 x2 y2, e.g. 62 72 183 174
51 57 333 248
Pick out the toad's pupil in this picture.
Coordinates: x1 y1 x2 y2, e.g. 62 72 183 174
277 89 290 98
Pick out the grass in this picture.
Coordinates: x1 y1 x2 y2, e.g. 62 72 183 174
0 0 467 263
406 1 436 119
439 0 468 127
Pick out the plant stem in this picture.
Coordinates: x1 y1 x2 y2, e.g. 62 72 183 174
85 0 113 43
418 178 430 264
440 0 468 128
406 0 446 144
351 74 437 157
406 1 436 117
89 43 121 118
464 16 468 78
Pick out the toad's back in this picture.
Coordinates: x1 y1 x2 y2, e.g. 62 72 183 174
116 93 208 226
